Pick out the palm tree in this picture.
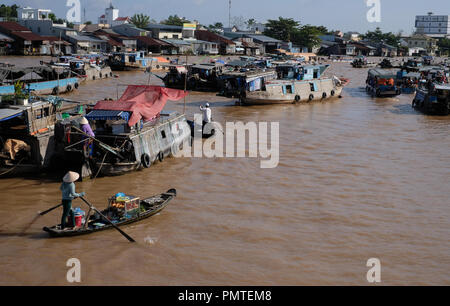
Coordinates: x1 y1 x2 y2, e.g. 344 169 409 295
131 14 150 29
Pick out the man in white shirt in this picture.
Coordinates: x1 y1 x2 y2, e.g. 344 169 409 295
199 103 212 125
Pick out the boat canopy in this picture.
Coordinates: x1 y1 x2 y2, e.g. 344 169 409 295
93 85 188 126
368 69 396 79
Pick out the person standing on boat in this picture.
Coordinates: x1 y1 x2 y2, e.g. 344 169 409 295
200 103 212 127
60 171 85 230
80 117 95 157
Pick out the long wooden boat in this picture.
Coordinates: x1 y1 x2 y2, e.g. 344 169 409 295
43 189 176 238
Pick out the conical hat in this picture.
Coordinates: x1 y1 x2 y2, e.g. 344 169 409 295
63 171 80 183
80 117 89 125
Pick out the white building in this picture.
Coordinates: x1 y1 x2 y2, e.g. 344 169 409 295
17 7 52 21
98 3 129 27
415 13 450 38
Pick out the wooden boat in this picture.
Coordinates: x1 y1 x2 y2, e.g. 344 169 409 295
241 77 346 105
43 189 176 238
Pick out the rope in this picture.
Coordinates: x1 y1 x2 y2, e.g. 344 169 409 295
0 158 25 176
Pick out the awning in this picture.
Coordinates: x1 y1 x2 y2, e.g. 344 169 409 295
0 108 23 122
85 110 130 121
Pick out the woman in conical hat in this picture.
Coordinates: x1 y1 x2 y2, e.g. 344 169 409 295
60 171 85 230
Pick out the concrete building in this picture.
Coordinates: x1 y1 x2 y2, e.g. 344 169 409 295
415 13 450 38
404 34 438 55
145 24 183 40
98 3 129 27
17 7 52 21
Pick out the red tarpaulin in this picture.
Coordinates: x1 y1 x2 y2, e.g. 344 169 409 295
94 85 188 126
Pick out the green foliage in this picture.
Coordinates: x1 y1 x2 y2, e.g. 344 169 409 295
162 15 190 26
264 17 300 42
131 14 150 29
0 4 19 20
208 22 223 34
85 21 92 25
437 38 450 55
264 17 327 49
361 27 401 47
292 25 324 49
14 81 29 99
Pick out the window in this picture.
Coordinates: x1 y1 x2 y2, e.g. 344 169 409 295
173 34 179 39
286 85 293 94
161 130 166 138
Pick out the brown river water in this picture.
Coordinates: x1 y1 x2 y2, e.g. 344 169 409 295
0 56 449 285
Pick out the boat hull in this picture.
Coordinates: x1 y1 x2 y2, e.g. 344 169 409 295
242 81 344 105
0 77 81 95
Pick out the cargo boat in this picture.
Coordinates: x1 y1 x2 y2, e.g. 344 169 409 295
241 76 346 105
63 85 191 178
412 84 450 115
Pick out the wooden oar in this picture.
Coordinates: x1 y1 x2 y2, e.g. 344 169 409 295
79 196 135 243
39 203 63 216
20 203 63 235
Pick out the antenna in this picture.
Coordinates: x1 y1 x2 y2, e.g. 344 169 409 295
229 0 231 28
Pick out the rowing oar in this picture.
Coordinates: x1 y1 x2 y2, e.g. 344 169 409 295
79 196 135 243
19 203 63 236
39 203 63 216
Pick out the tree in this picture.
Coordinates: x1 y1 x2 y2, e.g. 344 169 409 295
0 4 19 20
48 13 57 22
264 17 300 42
292 25 323 49
362 27 401 47
230 15 246 30
437 38 450 55
246 18 256 29
208 22 223 33
162 15 190 26
131 14 150 29
85 21 92 25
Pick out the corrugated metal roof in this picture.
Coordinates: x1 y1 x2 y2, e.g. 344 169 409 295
244 34 281 43
0 21 30 32
0 108 24 122
10 31 43 41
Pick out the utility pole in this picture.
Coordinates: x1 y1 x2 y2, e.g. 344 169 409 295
229 0 231 28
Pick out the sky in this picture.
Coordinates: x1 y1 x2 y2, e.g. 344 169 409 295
3 0 449 35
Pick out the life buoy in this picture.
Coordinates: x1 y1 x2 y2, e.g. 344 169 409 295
66 84 72 92
141 153 151 168
92 76 96 80
331 90 335 96
308 94 314 101
52 87 59 95
322 92 327 99
376 89 381 97
294 95 301 102
99 73 102 78
74 83 79 89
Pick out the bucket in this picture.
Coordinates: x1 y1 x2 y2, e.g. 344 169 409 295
74 214 83 227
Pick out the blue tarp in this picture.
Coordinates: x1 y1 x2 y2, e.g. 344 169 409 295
86 110 130 121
